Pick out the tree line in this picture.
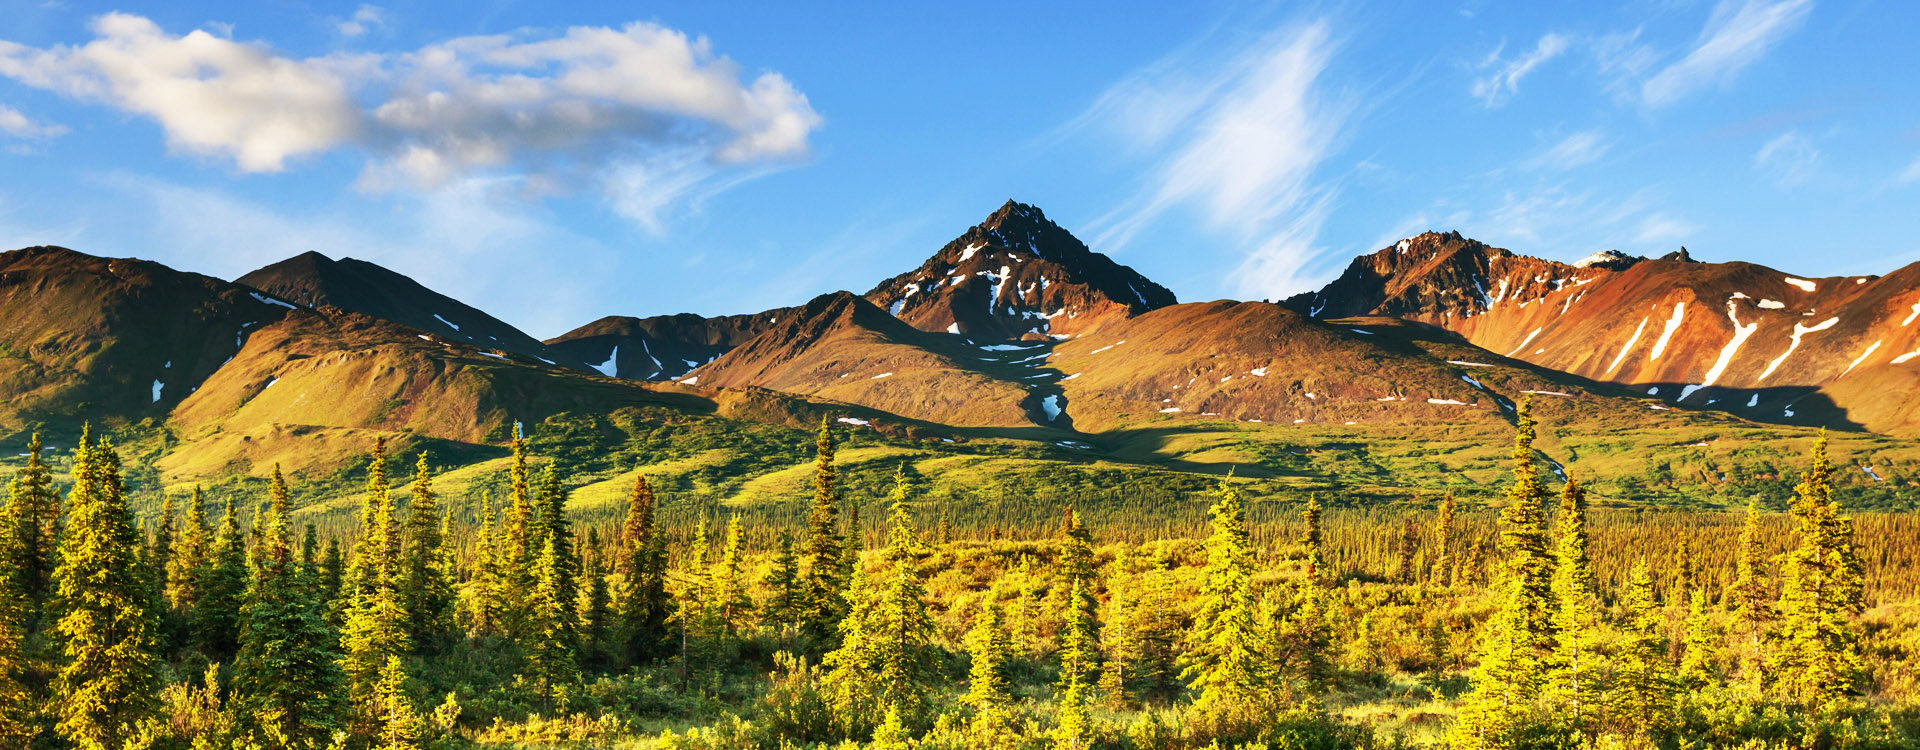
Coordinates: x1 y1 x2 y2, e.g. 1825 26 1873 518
0 401 1910 749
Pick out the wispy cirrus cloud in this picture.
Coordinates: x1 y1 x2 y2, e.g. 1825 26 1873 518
1077 20 1357 299
1641 0 1813 107
1523 130 1611 171
0 13 822 230
1470 33 1570 108
1754 130 1820 186
1898 155 1920 186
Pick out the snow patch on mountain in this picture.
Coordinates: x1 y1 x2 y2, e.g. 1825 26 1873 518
1506 327 1542 357
1841 340 1883 377
1760 317 1840 380
249 292 296 310
1041 394 1064 421
1784 277 1817 292
151 380 163 402
1687 299 1761 399
1607 316 1650 375
433 313 460 331
593 345 619 377
1648 303 1686 361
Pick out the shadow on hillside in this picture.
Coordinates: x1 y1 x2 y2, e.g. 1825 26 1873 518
1628 383 1867 433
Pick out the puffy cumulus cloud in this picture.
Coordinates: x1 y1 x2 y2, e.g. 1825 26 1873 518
0 13 821 227
337 5 389 38
0 13 362 171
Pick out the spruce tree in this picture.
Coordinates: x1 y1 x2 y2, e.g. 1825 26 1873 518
1052 581 1097 750
3 433 61 628
1452 397 1556 750
373 655 424 750
339 438 411 736
466 494 506 637
0 484 35 743
526 535 577 712
1181 479 1271 728
1054 507 1097 624
761 531 801 631
821 560 880 736
800 418 847 642
1727 499 1770 683
1395 515 1420 583
964 600 1014 729
1434 492 1457 587
714 516 752 634
1546 478 1598 736
1299 493 1324 581
871 481 935 724
1607 561 1673 740
233 465 348 749
52 436 161 750
148 493 175 609
579 528 612 671
501 427 538 636
616 475 673 662
1767 432 1865 709
195 495 248 661
534 464 579 640
400 453 457 653
165 486 210 613
1678 589 1718 690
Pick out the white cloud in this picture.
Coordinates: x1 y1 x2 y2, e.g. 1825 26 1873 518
1898 155 1920 186
0 14 362 170
1634 213 1698 244
1754 130 1820 186
336 5 388 38
1470 34 1570 108
1523 130 1610 171
0 104 66 139
0 13 822 230
1081 21 1354 298
1641 0 1813 107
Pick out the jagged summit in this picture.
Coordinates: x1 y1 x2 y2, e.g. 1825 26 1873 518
1574 249 1641 270
1291 232 1920 434
864 200 1175 339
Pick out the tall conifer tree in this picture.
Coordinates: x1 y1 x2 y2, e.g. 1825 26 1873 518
52 436 161 750
234 465 347 749
3 433 61 628
1768 432 1865 709
617 475 673 662
400 453 457 653
1182 480 1270 728
340 438 411 737
800 418 846 641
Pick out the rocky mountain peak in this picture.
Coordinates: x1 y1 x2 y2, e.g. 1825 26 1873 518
865 201 1175 340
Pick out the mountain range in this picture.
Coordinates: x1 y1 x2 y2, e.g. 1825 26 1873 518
2 200 1913 512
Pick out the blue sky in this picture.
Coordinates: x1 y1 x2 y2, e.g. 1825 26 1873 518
1 0 1916 337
